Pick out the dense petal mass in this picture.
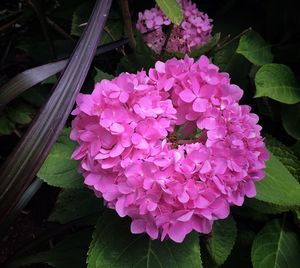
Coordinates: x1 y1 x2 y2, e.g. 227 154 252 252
71 55 268 243
136 0 213 54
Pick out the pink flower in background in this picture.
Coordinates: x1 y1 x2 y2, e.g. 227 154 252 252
71 55 268 243
136 0 213 54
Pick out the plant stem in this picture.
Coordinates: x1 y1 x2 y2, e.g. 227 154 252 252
214 27 252 52
120 0 136 49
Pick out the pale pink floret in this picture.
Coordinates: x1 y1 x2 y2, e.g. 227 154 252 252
136 0 213 54
71 55 269 243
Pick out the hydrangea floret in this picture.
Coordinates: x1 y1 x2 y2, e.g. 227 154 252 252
136 0 213 54
71 55 268 243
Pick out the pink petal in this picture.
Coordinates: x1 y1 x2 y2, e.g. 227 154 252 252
155 61 166 73
244 180 256 197
131 219 146 234
179 89 196 103
177 210 194 222
192 98 208 112
110 123 125 134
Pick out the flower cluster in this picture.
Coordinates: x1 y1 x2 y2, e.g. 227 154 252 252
136 0 213 54
71 55 268 243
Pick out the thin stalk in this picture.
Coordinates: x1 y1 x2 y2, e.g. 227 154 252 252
120 0 136 48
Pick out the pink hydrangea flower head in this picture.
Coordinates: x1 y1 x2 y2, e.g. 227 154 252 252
71 55 269 243
136 0 213 54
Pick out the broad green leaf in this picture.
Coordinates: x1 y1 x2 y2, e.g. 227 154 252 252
87 211 202 268
266 136 300 182
94 68 114 83
254 64 300 104
189 33 221 58
237 31 273 65
206 216 237 266
255 152 300 206
155 0 183 25
251 219 300 268
38 128 83 189
7 228 92 268
282 103 300 140
245 199 292 215
49 189 102 224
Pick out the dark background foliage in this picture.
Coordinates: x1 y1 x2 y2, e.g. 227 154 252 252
0 0 300 267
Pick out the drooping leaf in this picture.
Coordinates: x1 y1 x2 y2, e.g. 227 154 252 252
37 128 83 189
49 188 102 224
155 0 183 25
281 103 300 140
6 228 93 268
0 0 112 224
236 31 273 65
94 68 114 83
87 211 202 268
255 152 300 207
254 64 300 104
206 216 237 266
251 219 300 268
189 33 221 58
0 39 128 108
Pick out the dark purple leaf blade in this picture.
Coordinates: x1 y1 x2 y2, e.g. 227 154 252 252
0 38 128 108
0 0 112 223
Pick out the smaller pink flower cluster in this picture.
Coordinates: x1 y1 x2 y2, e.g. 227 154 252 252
71 55 268 243
136 0 213 54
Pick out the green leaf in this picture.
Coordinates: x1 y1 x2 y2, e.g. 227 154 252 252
282 103 300 140
254 64 300 104
7 228 92 268
7 101 35 125
37 128 83 189
251 219 300 268
94 68 114 83
245 199 292 215
189 33 221 58
255 152 300 206
87 211 202 268
49 189 102 224
155 0 183 25
206 216 237 266
0 114 15 135
237 31 273 65
266 136 300 182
